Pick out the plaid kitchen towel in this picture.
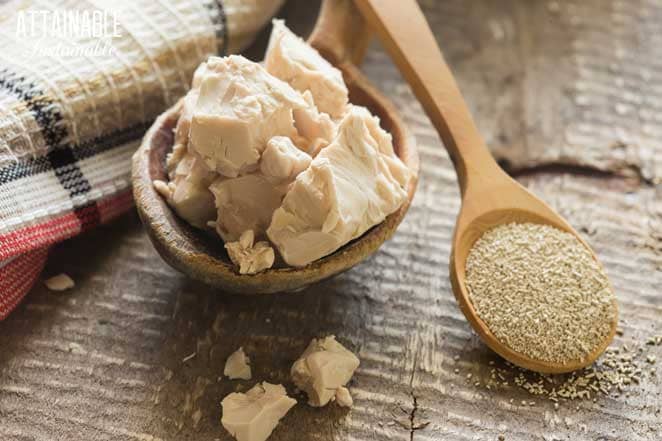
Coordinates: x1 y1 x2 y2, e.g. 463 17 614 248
0 0 284 319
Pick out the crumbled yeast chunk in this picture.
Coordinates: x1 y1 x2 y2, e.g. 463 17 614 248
334 386 353 408
266 19 348 118
290 335 360 407
210 175 288 242
267 106 411 266
221 382 296 441
44 273 75 291
260 136 312 181
224 230 275 274
189 55 307 178
224 347 252 380
164 150 217 228
157 92 217 229
292 91 336 156
152 179 171 199
173 88 199 149
207 135 313 241
265 21 340 155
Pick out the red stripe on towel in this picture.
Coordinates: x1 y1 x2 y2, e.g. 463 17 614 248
0 247 49 320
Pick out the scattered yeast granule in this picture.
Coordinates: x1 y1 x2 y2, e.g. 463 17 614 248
456 331 662 408
465 222 617 364
44 273 75 291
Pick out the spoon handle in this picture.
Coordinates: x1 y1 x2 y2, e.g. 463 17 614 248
309 0 372 66
354 0 502 194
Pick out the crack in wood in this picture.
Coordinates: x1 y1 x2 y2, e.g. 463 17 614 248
408 392 431 441
409 392 417 441
407 345 430 440
503 161 656 187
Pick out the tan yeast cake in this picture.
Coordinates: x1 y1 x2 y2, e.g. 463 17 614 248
221 382 296 441
291 335 360 407
224 230 275 274
267 106 410 266
266 19 348 118
190 55 307 178
224 347 252 380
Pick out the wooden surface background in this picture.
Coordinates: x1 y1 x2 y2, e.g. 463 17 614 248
1 1 661 440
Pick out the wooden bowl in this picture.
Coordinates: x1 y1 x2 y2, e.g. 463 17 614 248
131 0 419 293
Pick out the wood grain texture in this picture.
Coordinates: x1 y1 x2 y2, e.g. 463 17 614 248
417 0 662 184
1 1 661 440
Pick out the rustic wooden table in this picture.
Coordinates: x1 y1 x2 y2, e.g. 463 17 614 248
1 1 661 440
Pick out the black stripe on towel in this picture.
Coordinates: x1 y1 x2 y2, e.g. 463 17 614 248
0 123 150 185
206 0 229 55
0 67 99 228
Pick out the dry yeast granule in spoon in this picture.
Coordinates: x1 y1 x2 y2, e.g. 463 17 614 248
465 222 617 365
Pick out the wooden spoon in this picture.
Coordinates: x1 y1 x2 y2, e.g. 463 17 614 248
354 0 617 373
131 0 419 294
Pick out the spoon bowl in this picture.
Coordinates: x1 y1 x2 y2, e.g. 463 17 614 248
131 0 419 294
449 179 619 374
355 0 617 373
